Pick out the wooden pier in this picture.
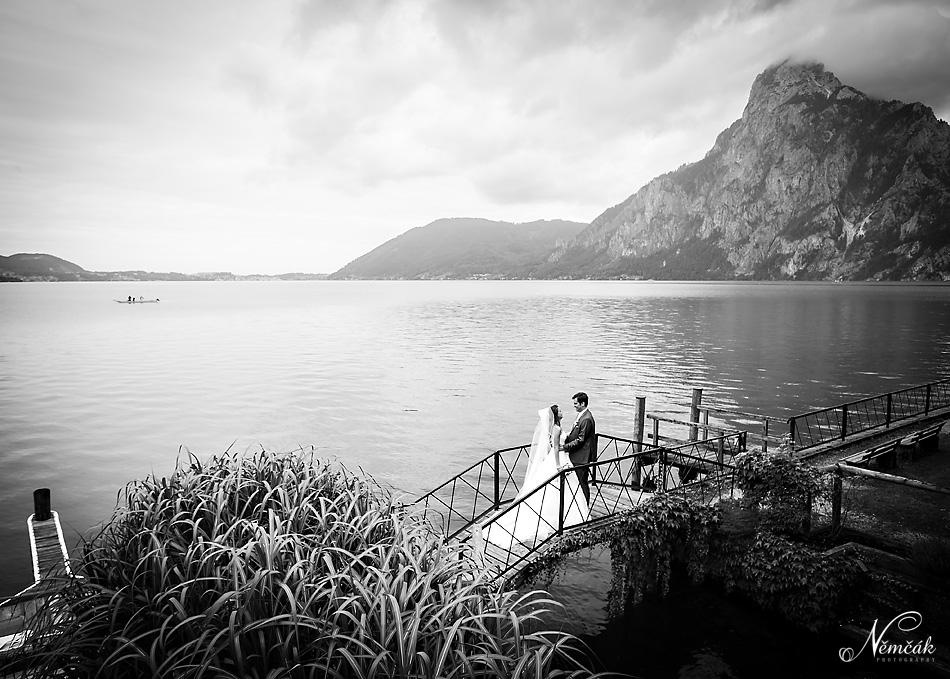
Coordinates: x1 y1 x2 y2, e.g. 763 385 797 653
0 489 73 661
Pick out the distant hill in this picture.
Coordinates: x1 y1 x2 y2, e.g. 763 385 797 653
0 253 88 281
329 218 588 279
0 254 328 282
538 61 950 281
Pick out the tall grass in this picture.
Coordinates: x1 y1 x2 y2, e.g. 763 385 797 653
21 449 602 678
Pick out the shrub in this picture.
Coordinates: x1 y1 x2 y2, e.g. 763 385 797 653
22 449 601 678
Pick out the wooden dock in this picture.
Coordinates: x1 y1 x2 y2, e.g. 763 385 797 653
0 489 73 662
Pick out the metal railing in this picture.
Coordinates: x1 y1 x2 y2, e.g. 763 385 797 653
415 432 743 582
413 434 643 540
477 433 741 581
788 379 950 451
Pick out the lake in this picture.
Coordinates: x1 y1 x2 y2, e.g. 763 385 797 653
2 280 949 676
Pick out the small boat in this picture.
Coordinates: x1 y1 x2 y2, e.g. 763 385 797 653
114 298 160 304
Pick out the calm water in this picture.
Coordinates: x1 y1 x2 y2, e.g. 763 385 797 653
2 280 950 676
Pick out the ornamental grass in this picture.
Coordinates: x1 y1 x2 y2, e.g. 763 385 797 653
21 449 601 678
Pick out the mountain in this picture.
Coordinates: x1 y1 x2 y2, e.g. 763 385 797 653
0 254 328 282
0 253 89 281
538 61 950 281
329 218 588 279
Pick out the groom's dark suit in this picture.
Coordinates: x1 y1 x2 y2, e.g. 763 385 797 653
563 409 596 502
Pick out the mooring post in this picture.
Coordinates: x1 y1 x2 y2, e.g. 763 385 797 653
33 488 52 521
762 419 769 454
885 393 892 428
633 396 646 452
840 404 849 440
689 388 702 441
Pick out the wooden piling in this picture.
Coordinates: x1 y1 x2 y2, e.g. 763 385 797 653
633 397 646 452
33 488 51 522
689 388 702 441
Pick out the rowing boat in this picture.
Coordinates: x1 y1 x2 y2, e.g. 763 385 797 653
114 298 160 304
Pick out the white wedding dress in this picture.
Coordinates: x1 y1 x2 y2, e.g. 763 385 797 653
482 408 590 551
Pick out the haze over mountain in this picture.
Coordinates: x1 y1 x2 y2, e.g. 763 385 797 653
333 61 950 281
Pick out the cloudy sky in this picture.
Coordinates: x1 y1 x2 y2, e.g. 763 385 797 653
2 0 949 274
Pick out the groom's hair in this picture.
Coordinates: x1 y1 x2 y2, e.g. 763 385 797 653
573 392 588 407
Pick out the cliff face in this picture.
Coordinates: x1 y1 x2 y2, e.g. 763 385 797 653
542 61 950 280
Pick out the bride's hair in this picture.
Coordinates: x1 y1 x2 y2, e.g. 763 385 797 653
550 404 561 426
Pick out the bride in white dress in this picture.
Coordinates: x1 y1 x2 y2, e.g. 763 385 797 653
482 405 590 550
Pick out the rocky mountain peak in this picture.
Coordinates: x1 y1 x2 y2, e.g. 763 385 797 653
540 61 950 281
745 61 849 115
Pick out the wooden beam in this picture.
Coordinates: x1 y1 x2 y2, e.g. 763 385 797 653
826 463 950 495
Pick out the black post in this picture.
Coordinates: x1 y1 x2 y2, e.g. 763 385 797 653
788 417 797 448
493 451 501 509
886 393 892 428
661 448 668 492
926 384 932 415
558 473 565 532
34 488 52 521
841 404 849 440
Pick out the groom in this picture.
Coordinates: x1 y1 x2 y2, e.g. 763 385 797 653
560 391 596 502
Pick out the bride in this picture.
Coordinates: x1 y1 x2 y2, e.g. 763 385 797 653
482 405 590 550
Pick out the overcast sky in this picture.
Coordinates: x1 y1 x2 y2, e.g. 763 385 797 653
1 0 948 274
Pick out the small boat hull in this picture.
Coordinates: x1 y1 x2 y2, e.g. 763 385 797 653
114 299 160 304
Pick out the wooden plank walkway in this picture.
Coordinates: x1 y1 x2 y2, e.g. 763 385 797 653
0 505 73 662
29 512 72 581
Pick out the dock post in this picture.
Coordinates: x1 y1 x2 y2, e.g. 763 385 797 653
840 404 848 440
689 388 702 441
762 419 769 454
885 394 892 428
633 397 646 453
33 488 51 521
925 383 932 414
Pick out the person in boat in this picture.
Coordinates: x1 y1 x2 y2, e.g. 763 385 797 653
127 295 132 302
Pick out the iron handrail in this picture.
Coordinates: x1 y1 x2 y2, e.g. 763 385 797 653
476 433 741 580
788 378 950 450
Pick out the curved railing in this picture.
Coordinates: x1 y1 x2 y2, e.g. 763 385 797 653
476 434 742 580
413 434 644 540
414 432 744 582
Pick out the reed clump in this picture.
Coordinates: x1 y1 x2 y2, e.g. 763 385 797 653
23 449 600 678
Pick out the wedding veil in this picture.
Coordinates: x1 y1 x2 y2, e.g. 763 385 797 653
519 407 554 498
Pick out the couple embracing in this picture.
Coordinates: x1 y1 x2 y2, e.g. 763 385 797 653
482 392 595 550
